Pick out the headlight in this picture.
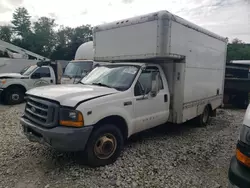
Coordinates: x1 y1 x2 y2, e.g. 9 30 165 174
236 149 250 168
0 79 6 85
59 108 84 127
236 124 250 168
239 124 250 145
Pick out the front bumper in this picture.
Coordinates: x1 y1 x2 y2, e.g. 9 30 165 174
228 156 250 188
20 116 93 152
229 181 240 188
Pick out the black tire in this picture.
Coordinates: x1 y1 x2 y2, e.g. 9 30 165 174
236 93 248 109
4 87 25 105
85 124 124 167
195 105 210 126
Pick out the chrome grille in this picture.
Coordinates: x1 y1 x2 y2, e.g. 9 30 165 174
25 96 58 127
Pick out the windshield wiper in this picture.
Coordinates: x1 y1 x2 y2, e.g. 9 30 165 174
91 82 112 88
63 75 72 79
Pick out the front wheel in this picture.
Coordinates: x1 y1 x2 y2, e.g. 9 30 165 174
85 124 124 167
4 87 25 105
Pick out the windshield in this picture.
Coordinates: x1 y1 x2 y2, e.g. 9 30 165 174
63 61 93 78
21 65 37 76
81 65 139 91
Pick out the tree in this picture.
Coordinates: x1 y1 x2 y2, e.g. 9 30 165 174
227 38 250 62
51 25 92 60
56 26 73 47
232 38 244 44
32 17 57 57
11 7 31 38
50 26 74 60
0 25 13 42
66 25 92 59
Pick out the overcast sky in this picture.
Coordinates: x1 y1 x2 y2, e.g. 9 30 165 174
0 0 249 42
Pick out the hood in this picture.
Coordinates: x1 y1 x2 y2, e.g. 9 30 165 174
26 84 119 107
0 73 24 79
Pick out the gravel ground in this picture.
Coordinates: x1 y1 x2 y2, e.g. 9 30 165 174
0 105 244 188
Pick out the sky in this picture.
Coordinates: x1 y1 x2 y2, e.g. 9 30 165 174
0 0 249 42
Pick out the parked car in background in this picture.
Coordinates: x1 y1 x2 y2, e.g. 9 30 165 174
61 41 108 84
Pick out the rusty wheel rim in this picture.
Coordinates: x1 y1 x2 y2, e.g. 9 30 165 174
94 133 117 160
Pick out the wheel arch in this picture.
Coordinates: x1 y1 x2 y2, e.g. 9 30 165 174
206 103 212 116
94 115 128 140
5 84 27 92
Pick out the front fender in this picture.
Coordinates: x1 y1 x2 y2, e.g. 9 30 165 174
78 106 134 137
1 79 28 91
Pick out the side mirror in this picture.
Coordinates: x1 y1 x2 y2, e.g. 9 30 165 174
150 72 160 97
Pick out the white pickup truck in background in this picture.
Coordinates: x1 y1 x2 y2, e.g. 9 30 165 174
20 10 227 166
0 61 66 105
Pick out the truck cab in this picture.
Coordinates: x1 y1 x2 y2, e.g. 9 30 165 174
60 41 99 85
228 105 250 187
21 62 171 166
0 61 62 105
61 60 107 84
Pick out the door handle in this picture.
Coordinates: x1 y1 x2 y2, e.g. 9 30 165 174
50 79 53 83
124 101 132 106
164 94 168 102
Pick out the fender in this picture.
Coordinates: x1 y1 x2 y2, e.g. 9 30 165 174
1 79 29 91
77 105 134 137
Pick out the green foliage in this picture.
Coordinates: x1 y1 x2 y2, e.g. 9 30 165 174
0 25 12 42
0 7 92 60
33 17 57 57
11 7 31 38
227 38 250 62
50 25 92 60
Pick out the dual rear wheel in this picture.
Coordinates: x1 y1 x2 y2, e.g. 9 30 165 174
196 105 211 126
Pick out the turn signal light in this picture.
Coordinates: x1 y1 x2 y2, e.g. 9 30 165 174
59 108 84 127
1 79 6 84
236 149 250 168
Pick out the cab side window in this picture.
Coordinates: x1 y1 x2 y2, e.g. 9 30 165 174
134 67 163 96
32 67 51 78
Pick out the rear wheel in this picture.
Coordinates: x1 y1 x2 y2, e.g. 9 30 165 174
196 105 210 126
85 124 124 167
4 87 25 105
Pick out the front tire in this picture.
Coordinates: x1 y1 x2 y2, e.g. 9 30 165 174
4 87 25 105
85 124 124 167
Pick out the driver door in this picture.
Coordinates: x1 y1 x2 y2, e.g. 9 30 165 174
133 66 169 133
30 67 53 89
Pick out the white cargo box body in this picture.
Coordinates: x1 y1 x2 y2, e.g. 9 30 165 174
93 10 227 123
93 10 227 61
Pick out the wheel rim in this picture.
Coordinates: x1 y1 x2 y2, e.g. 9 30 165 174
11 94 20 101
203 107 209 123
94 133 117 160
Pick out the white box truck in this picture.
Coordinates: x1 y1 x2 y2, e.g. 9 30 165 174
20 10 227 166
61 41 108 84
